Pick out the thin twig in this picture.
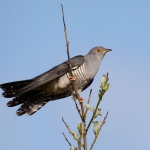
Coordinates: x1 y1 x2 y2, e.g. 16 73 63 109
90 111 108 150
61 4 83 120
82 89 92 150
61 4 86 149
62 116 82 150
104 111 108 121
87 89 92 104
72 93 82 119
78 133 85 150
86 89 106 133
62 116 72 133
60 4 70 60
60 4 73 79
74 99 82 119
78 135 82 150
62 132 72 147
84 89 92 118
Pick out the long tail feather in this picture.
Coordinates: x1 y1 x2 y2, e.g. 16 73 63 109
0 79 32 98
7 97 25 107
16 99 48 116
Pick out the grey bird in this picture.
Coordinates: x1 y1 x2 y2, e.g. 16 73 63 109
0 46 111 116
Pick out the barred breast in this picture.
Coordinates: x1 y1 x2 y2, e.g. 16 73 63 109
57 63 88 93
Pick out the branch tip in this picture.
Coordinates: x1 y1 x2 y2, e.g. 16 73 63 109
62 132 72 147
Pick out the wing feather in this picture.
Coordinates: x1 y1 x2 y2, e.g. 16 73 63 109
16 55 85 95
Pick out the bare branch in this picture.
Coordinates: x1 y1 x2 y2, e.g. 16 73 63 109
87 89 92 104
60 4 70 60
62 116 82 150
84 89 92 119
61 5 87 149
103 111 108 121
74 99 82 119
62 132 72 147
78 134 83 150
62 116 72 134
61 4 84 119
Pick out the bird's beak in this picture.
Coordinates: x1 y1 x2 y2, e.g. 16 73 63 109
104 49 112 53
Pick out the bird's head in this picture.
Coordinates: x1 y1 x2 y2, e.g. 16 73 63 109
87 46 112 58
84 46 112 79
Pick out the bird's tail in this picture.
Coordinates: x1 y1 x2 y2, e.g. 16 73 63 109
0 79 32 98
0 79 50 116
7 93 49 116
16 98 48 116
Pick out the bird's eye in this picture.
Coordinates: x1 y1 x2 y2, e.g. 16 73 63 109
97 49 101 52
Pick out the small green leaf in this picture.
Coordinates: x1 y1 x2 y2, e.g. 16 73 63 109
85 104 93 111
102 83 111 91
77 123 81 133
93 121 100 136
101 75 107 85
77 123 85 135
94 108 102 119
70 131 79 141
73 134 79 141
100 74 111 91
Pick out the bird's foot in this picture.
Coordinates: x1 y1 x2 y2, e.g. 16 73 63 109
69 76 76 81
79 97 84 103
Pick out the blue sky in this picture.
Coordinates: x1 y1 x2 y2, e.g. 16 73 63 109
0 0 150 150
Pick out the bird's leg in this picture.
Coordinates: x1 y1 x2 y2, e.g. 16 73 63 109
79 97 84 103
69 76 83 103
71 90 84 103
69 75 76 81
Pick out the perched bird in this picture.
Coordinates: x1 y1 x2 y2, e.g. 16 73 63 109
0 46 111 116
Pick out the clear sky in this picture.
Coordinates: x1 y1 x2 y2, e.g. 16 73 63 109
0 0 150 150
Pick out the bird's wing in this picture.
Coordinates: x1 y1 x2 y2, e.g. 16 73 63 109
16 55 85 95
